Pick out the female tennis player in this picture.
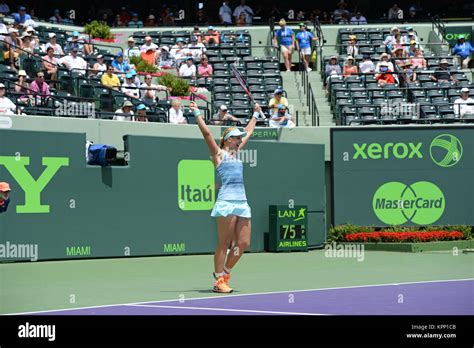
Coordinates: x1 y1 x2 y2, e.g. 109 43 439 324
190 101 261 293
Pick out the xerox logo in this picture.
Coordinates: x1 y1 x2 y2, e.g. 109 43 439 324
352 133 463 167
177 160 215 211
373 182 445 225
429 134 463 168
353 142 423 160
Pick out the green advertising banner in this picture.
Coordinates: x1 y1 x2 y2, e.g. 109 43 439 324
445 26 473 46
0 129 326 261
331 126 474 227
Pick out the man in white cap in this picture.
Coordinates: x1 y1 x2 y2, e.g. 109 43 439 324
125 37 140 62
431 59 458 84
0 83 17 115
114 100 135 121
383 26 400 47
187 35 206 60
58 47 88 75
179 56 196 77
454 88 474 117
140 36 158 53
26 26 39 49
44 32 64 55
212 105 240 125
158 46 176 68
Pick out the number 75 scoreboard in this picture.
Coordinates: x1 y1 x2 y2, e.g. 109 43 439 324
268 205 308 252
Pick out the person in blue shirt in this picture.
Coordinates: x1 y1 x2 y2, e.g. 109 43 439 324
295 23 317 72
111 52 131 76
452 36 474 69
0 182 11 213
273 19 294 72
14 6 31 26
127 13 144 28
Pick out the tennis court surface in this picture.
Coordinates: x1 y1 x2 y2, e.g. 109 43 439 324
2 250 473 316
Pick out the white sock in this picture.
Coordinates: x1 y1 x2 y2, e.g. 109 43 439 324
224 267 231 275
214 272 224 279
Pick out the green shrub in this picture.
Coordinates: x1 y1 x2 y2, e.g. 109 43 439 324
84 20 112 40
128 56 158 74
158 73 190 96
328 224 375 242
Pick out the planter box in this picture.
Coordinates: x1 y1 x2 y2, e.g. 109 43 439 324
339 240 474 252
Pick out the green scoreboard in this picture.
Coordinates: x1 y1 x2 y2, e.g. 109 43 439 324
268 205 308 252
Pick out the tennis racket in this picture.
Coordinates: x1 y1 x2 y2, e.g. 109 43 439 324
230 58 256 105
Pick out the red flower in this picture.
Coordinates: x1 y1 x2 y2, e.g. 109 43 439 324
344 231 463 243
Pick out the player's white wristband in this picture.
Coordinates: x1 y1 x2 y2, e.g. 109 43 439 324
193 109 202 117
252 111 260 119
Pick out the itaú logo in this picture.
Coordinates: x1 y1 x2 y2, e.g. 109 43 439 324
372 182 445 225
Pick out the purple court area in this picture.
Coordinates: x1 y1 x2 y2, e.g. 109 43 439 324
32 280 473 316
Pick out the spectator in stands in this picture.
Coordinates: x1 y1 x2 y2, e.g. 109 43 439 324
195 9 209 25
383 26 400 49
204 26 220 46
270 104 295 128
44 33 64 56
171 38 189 65
401 61 417 84
14 6 31 27
454 87 474 117
144 14 157 27
343 56 358 78
30 71 50 97
233 0 254 25
187 36 206 60
410 47 426 69
113 14 124 27
125 37 141 61
431 59 458 84
101 64 121 90
237 12 247 26
14 70 30 98
376 53 395 72
20 32 32 54
192 26 203 43
100 13 112 26
122 73 140 99
25 26 39 50
135 104 149 122
198 55 213 78
388 4 404 19
179 57 197 78
43 47 58 87
407 40 418 57
392 47 407 67
129 69 141 88
158 46 176 69
168 99 187 124
0 181 11 213
141 74 169 104
119 7 131 25
350 12 367 24
269 88 288 115
58 47 88 75
111 52 131 75
114 100 135 121
0 14 8 38
128 13 144 28
90 54 107 77
141 46 158 66
359 54 375 75
346 35 359 57
269 5 282 19
140 36 158 53
0 2 10 15
333 1 349 24
296 23 317 72
49 9 63 24
325 56 342 95
273 19 294 72
65 31 85 54
212 105 240 125
219 1 233 25
0 83 16 114
3 28 22 71
376 62 395 86
161 6 175 26
452 35 474 69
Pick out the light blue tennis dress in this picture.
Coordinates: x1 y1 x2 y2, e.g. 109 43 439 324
211 151 251 218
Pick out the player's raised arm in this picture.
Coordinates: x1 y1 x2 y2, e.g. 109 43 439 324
240 103 260 150
189 101 220 157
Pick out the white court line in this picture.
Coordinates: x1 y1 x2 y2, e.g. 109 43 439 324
126 304 326 316
6 278 473 315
